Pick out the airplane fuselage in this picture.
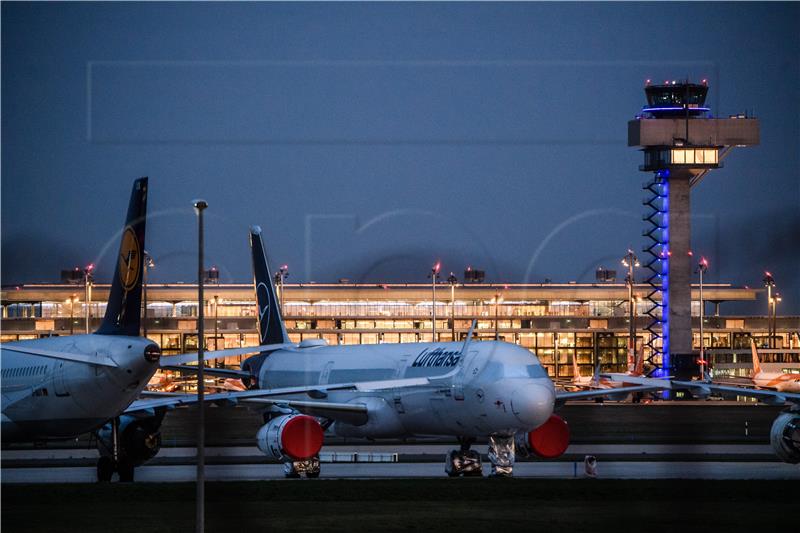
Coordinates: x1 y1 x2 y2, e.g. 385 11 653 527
1 335 159 441
753 372 800 393
250 340 555 439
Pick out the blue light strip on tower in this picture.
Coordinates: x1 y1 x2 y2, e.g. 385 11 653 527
660 174 670 378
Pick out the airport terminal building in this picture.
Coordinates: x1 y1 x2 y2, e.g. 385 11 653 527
1 281 798 379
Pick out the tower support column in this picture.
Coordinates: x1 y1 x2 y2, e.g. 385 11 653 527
667 170 693 358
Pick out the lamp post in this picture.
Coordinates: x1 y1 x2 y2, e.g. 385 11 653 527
697 257 709 379
213 294 220 367
274 265 289 311
143 251 155 337
763 272 775 348
429 262 440 341
447 272 457 341
192 199 208 533
83 264 94 334
621 250 640 367
771 292 782 348
67 294 78 335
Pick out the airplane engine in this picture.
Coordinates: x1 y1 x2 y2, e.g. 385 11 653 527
256 414 324 462
770 411 800 464
515 414 570 459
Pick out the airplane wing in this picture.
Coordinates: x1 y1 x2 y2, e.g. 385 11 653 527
0 344 119 367
600 374 800 405
671 380 800 405
554 385 662 407
164 343 293 366
123 375 440 422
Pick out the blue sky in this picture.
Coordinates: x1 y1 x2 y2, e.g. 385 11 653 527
2 2 798 313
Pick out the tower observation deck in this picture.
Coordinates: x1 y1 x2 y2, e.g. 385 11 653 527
628 80 759 378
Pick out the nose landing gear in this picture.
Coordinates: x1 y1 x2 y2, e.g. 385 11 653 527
284 456 321 478
487 434 515 477
445 437 483 477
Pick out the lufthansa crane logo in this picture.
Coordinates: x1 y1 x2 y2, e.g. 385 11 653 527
118 227 141 292
256 281 271 338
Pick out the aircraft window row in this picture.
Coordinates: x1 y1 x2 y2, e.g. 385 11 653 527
2 365 47 378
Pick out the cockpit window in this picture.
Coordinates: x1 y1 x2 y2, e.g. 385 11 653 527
526 365 548 379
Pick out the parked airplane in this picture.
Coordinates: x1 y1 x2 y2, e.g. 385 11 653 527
150 226 660 478
604 368 800 465
748 340 800 393
564 347 646 401
0 178 162 476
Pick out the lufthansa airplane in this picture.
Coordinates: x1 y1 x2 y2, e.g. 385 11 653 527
150 226 660 478
0 178 164 478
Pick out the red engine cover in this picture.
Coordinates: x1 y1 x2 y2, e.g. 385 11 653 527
527 414 570 459
281 415 324 460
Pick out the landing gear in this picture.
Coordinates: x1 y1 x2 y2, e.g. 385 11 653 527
284 456 321 478
445 438 483 477
487 434 515 477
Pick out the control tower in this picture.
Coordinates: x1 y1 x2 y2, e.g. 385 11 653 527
628 80 759 378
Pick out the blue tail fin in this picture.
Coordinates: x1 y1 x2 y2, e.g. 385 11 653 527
249 226 290 345
95 177 148 337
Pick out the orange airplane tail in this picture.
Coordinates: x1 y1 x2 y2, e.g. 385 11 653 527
750 340 762 376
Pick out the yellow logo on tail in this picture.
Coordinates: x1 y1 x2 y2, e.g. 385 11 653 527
118 227 141 292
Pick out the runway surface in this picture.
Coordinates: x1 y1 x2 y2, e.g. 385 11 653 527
3 461 799 483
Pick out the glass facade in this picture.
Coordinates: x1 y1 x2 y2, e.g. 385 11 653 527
2 282 797 377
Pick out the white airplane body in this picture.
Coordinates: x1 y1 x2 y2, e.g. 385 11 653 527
147 226 659 477
1 178 160 443
1 335 158 440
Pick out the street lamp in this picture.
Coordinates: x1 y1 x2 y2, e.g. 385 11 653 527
763 272 776 348
274 265 289 311
697 257 709 379
143 251 155 337
213 294 220 366
621 250 640 366
493 292 504 341
83 263 94 334
192 199 208 533
447 272 458 341
66 294 78 335
429 262 441 341
771 292 782 348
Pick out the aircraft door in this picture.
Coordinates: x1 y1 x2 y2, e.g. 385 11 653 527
53 362 70 397
392 357 409 413
453 351 479 401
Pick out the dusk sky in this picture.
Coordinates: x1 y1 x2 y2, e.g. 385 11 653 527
2 2 798 313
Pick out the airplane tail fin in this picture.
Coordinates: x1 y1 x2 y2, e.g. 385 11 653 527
571 352 580 381
750 339 762 376
249 226 290 345
95 177 148 337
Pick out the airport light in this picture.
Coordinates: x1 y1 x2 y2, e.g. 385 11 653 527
621 250 640 365
429 262 441 341
192 198 208 533
66 294 78 335
763 272 776 348
697 257 709 379
274 265 289 311
447 272 458 340
143 251 155 337
770 292 782 349
83 263 94 334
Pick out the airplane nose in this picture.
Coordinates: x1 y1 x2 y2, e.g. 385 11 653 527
511 383 554 428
